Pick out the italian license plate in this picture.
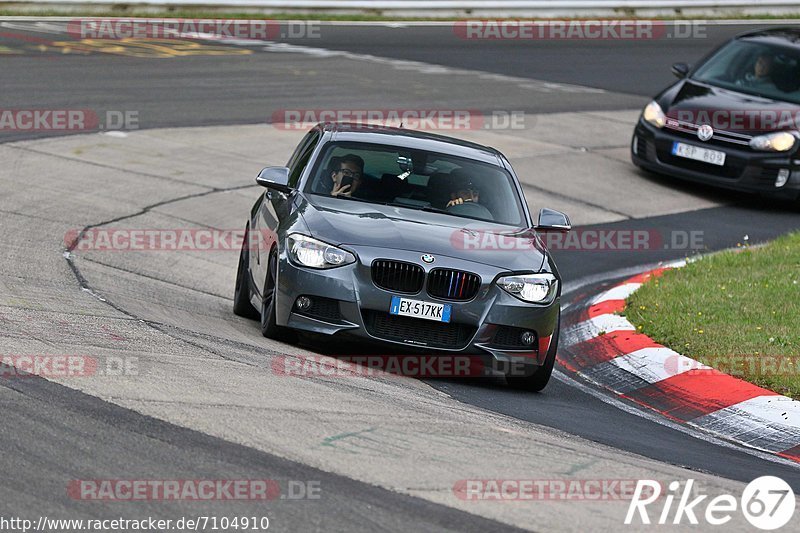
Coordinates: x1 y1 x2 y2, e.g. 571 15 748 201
390 296 451 323
671 142 726 166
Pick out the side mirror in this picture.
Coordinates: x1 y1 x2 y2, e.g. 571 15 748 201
535 208 571 232
671 62 690 78
255 166 292 194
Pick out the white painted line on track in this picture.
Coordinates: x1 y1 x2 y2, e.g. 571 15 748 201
591 282 641 304
610 347 708 384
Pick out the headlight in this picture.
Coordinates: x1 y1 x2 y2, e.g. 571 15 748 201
642 101 666 129
749 131 797 152
497 273 558 304
287 234 355 269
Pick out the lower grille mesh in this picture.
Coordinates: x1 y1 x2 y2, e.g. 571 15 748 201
363 310 475 349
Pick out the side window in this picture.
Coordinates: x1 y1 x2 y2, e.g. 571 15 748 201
287 131 320 188
285 130 314 168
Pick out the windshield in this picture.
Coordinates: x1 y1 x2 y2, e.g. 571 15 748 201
304 141 526 226
692 39 800 104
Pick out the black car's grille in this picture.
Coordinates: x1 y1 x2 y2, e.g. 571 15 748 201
491 326 537 350
664 119 753 148
294 295 342 322
427 269 481 301
655 139 745 179
371 260 425 293
363 310 475 349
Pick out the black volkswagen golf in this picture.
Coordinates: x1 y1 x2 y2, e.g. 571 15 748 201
632 27 800 201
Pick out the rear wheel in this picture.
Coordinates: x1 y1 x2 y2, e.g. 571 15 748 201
506 314 560 392
260 249 297 343
233 225 259 319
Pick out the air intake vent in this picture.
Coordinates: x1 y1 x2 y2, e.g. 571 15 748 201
363 310 475 349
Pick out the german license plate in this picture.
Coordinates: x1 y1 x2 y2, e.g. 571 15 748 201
390 296 451 323
672 142 726 166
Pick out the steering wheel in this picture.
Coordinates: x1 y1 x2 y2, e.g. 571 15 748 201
446 201 494 220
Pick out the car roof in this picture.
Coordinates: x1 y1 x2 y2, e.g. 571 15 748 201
737 26 800 48
318 122 505 166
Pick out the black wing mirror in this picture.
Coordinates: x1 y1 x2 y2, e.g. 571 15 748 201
535 208 571 232
255 166 292 194
671 62 690 78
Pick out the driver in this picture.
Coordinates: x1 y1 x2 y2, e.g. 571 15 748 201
741 53 775 87
446 171 480 208
445 171 494 220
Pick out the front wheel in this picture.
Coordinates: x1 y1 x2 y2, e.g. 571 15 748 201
260 249 297 343
506 314 560 392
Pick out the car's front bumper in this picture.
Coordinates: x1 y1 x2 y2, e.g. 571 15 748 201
631 120 800 200
274 244 559 369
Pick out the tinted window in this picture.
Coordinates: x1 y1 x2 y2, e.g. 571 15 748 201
305 141 526 226
287 131 320 187
693 39 800 104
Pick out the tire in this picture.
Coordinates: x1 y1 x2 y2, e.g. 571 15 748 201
506 314 560 392
233 225 259 319
260 248 297 343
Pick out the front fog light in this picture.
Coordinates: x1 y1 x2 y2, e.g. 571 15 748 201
295 296 312 310
776 169 790 188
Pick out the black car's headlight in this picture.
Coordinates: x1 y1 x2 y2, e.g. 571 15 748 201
642 101 666 129
497 273 558 304
287 234 355 269
749 131 797 152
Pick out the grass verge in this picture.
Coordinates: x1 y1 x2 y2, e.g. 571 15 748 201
626 232 800 399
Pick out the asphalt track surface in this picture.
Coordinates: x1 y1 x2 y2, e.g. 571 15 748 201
0 22 769 142
2 19 800 531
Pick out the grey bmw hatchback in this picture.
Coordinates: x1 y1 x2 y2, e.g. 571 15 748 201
233 122 570 390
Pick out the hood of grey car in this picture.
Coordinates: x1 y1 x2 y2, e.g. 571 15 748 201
299 195 546 272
